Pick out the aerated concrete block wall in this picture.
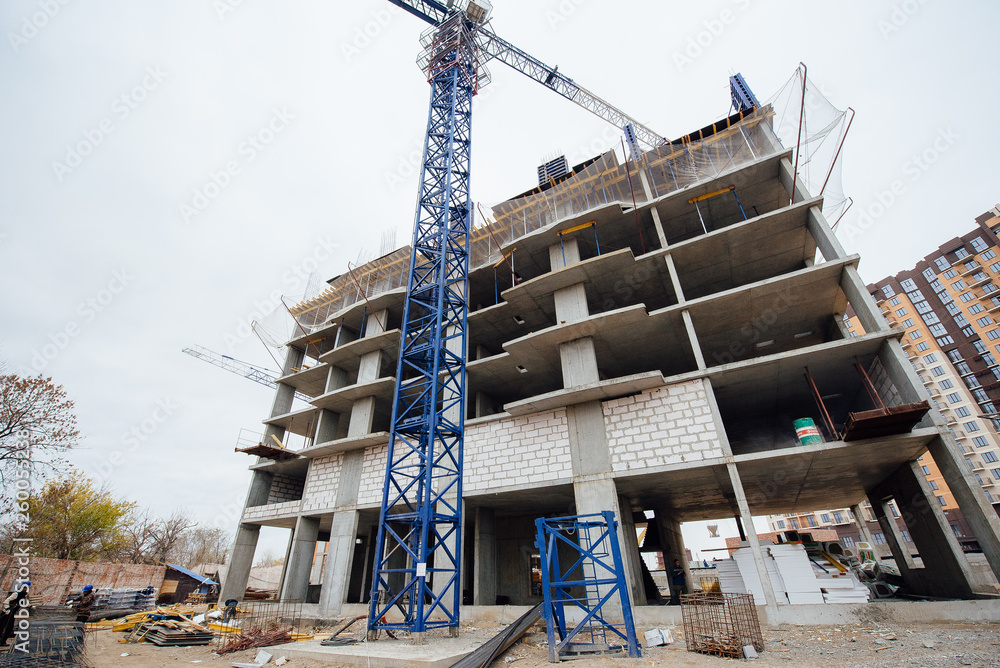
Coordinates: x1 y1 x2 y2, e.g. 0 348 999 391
301 454 344 512
267 474 306 503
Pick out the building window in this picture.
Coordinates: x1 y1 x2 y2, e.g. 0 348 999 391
910 330 923 339
974 272 991 283
983 249 997 261
901 278 918 292
789 518 799 529
961 292 975 303
992 262 1000 274
947 392 962 403
970 303 985 315
974 388 990 403
965 376 983 390
953 280 968 291
938 336 955 346
922 312 941 326
940 378 954 389
936 256 950 271
985 283 998 294
777 520 785 529
978 316 994 327
806 516 817 527
952 524 963 537
974 436 990 447
901 529 912 542
916 341 930 351
965 421 981 432
957 361 974 375
820 514 831 523
902 318 914 327
930 480 939 490
923 267 938 281
943 270 957 280
971 236 989 253
896 307 908 316
955 314 970 327
955 247 970 260
987 490 995 503
964 326 977 338
873 533 886 544
921 465 931 475
947 301 962 315
833 511 844 523
992 468 1000 479
956 407 972 418
882 285 895 298
930 323 949 336
843 536 855 547
974 340 988 353
938 496 947 506
923 353 938 363
984 451 999 464
931 366 945 377
988 330 1000 341
984 353 997 367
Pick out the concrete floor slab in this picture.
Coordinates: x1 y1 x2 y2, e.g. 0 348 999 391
263 636 481 668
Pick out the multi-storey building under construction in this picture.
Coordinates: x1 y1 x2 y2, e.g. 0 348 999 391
219 105 1000 615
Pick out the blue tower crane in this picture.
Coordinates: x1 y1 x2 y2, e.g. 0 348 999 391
368 0 666 639
730 72 760 113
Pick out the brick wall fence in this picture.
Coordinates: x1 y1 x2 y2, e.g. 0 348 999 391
0 555 166 606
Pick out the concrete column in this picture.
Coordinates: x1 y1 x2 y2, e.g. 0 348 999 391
220 470 274 602
560 337 600 387
850 504 876 547
566 401 641 613
319 511 360 616
806 206 847 262
682 310 706 369
726 462 779 608
655 511 692 596
549 238 582 271
617 496 647 606
868 460 976 598
219 524 261 602
314 409 340 445
925 434 1000 586
282 516 321 601
474 507 497 606
871 497 916 570
840 265 888 334
326 366 348 394
553 284 589 324
664 254 685 303
650 207 668 249
317 450 365 615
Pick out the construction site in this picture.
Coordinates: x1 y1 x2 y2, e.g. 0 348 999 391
8 1 1000 667
167 2 1000 665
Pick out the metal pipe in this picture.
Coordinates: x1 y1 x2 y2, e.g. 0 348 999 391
854 356 888 411
346 261 385 332
820 107 856 197
620 137 647 254
693 200 707 234
830 197 854 231
790 62 808 205
804 365 838 440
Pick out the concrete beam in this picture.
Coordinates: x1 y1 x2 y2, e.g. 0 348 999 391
841 265 888 334
807 205 847 262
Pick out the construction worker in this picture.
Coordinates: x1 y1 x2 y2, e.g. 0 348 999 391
670 559 686 606
0 582 29 645
75 584 96 623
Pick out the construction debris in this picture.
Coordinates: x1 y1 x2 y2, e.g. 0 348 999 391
452 604 542 668
216 629 292 654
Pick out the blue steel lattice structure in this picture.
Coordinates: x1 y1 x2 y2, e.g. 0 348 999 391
730 72 760 113
367 5 487 638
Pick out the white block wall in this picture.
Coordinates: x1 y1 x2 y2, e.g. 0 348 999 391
603 380 724 471
244 500 301 521
358 444 389 506
267 474 305 503
301 454 343 512
464 409 573 492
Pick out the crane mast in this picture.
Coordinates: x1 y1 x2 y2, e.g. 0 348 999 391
368 1 489 640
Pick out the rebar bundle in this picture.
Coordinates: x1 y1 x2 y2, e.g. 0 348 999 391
212 599 302 650
0 621 91 667
216 628 291 654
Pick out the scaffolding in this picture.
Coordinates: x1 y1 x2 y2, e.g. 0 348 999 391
289 107 781 333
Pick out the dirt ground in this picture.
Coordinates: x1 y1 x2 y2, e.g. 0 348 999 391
81 620 1000 668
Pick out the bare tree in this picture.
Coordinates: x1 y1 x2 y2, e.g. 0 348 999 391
0 373 80 488
147 512 197 563
173 527 232 568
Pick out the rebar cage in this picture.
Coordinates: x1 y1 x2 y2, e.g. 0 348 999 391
212 599 303 650
680 592 764 659
0 621 90 667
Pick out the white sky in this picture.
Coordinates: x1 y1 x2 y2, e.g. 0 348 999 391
2 1 998 564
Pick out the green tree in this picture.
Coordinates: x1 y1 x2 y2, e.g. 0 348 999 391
0 373 81 486
19 473 135 561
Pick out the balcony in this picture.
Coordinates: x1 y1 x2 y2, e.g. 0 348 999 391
951 252 973 267
954 429 969 439
983 477 996 487
972 460 986 472
959 262 982 277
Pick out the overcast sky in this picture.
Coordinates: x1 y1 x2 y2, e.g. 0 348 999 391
2 1 998 563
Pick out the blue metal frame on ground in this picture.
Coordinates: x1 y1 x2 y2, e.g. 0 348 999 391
535 512 642 661
367 12 479 637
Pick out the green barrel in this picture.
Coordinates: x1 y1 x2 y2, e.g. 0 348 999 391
793 418 823 445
